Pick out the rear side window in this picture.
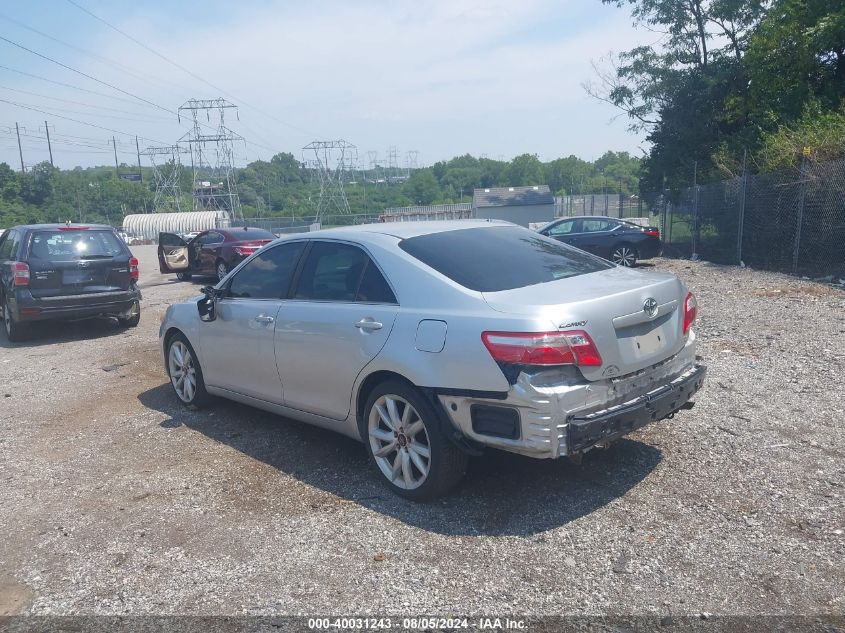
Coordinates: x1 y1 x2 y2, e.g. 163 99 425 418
581 219 614 232
293 241 395 303
227 241 305 299
399 226 613 292
29 230 125 261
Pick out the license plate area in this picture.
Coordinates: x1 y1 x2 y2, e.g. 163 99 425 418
63 269 98 285
616 313 674 362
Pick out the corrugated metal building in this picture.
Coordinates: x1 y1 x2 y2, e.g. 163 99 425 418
122 211 230 240
473 185 555 227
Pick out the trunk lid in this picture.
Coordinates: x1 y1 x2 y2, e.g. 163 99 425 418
482 266 688 380
27 229 132 298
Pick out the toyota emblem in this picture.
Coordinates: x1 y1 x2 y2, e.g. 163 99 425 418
643 297 658 317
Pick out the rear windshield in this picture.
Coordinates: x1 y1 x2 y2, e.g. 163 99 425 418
28 230 126 261
399 226 613 292
227 228 275 240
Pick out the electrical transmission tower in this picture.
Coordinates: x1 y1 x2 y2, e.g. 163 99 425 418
386 146 400 183
302 140 358 219
141 145 189 212
178 98 243 218
405 150 419 177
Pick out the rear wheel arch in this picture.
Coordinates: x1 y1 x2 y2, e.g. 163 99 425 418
355 370 415 433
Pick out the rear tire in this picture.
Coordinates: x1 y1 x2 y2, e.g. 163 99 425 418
611 244 638 267
359 380 467 500
176 272 192 281
165 332 211 409
2 296 28 342
118 300 141 328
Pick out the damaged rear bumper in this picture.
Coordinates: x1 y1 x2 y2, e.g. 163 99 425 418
566 363 706 453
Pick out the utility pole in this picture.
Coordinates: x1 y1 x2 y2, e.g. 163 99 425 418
15 122 25 173
135 136 142 183
44 121 54 167
112 136 119 178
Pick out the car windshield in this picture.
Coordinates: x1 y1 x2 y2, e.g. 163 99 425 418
29 229 125 261
399 226 613 292
227 228 275 240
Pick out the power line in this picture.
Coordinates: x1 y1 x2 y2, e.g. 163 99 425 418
0 89 176 123
0 34 175 116
0 64 163 110
0 97 169 145
64 0 325 139
0 11 192 97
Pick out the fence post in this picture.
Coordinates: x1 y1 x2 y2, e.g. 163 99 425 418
736 149 747 265
792 154 808 274
691 161 699 258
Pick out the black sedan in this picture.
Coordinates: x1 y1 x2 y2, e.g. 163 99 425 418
538 216 662 266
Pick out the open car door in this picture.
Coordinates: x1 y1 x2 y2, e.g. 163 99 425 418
158 232 190 274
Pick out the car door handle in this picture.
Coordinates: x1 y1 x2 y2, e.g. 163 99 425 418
354 319 383 331
254 314 275 324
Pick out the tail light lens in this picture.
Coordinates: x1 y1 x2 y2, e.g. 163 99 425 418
129 256 139 281
12 261 30 286
481 330 603 367
683 292 697 335
233 241 268 256
645 228 660 238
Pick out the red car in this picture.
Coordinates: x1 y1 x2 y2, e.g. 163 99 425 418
158 227 276 282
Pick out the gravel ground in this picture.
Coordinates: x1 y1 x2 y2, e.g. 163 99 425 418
0 246 843 617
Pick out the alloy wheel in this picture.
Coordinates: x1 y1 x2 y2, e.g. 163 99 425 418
368 394 431 490
168 340 197 403
612 246 637 267
216 261 228 281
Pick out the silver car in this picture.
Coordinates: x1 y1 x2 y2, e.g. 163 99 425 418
159 220 705 499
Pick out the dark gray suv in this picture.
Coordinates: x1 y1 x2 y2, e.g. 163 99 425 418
0 224 142 342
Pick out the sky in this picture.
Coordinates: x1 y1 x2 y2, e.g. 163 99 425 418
0 0 654 171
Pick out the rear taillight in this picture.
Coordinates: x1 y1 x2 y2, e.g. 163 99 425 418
129 256 139 281
481 330 603 367
645 229 660 238
683 292 697 335
233 247 255 256
12 261 29 286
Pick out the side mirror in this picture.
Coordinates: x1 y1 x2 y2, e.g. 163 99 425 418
197 285 219 322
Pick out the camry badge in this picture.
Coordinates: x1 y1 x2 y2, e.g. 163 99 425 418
643 297 658 317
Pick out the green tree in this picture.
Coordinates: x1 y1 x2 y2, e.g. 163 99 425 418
403 169 440 205
505 153 544 186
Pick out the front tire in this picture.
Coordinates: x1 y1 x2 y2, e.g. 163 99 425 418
166 333 211 409
2 296 28 342
216 260 229 282
360 380 467 500
611 244 638 267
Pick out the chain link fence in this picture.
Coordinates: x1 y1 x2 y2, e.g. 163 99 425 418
644 158 845 278
557 194 646 219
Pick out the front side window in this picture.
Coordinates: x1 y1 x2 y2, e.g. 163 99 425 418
547 220 577 236
293 241 394 303
227 241 305 299
28 230 125 261
399 226 612 292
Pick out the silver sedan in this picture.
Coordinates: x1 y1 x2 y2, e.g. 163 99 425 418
159 220 705 499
